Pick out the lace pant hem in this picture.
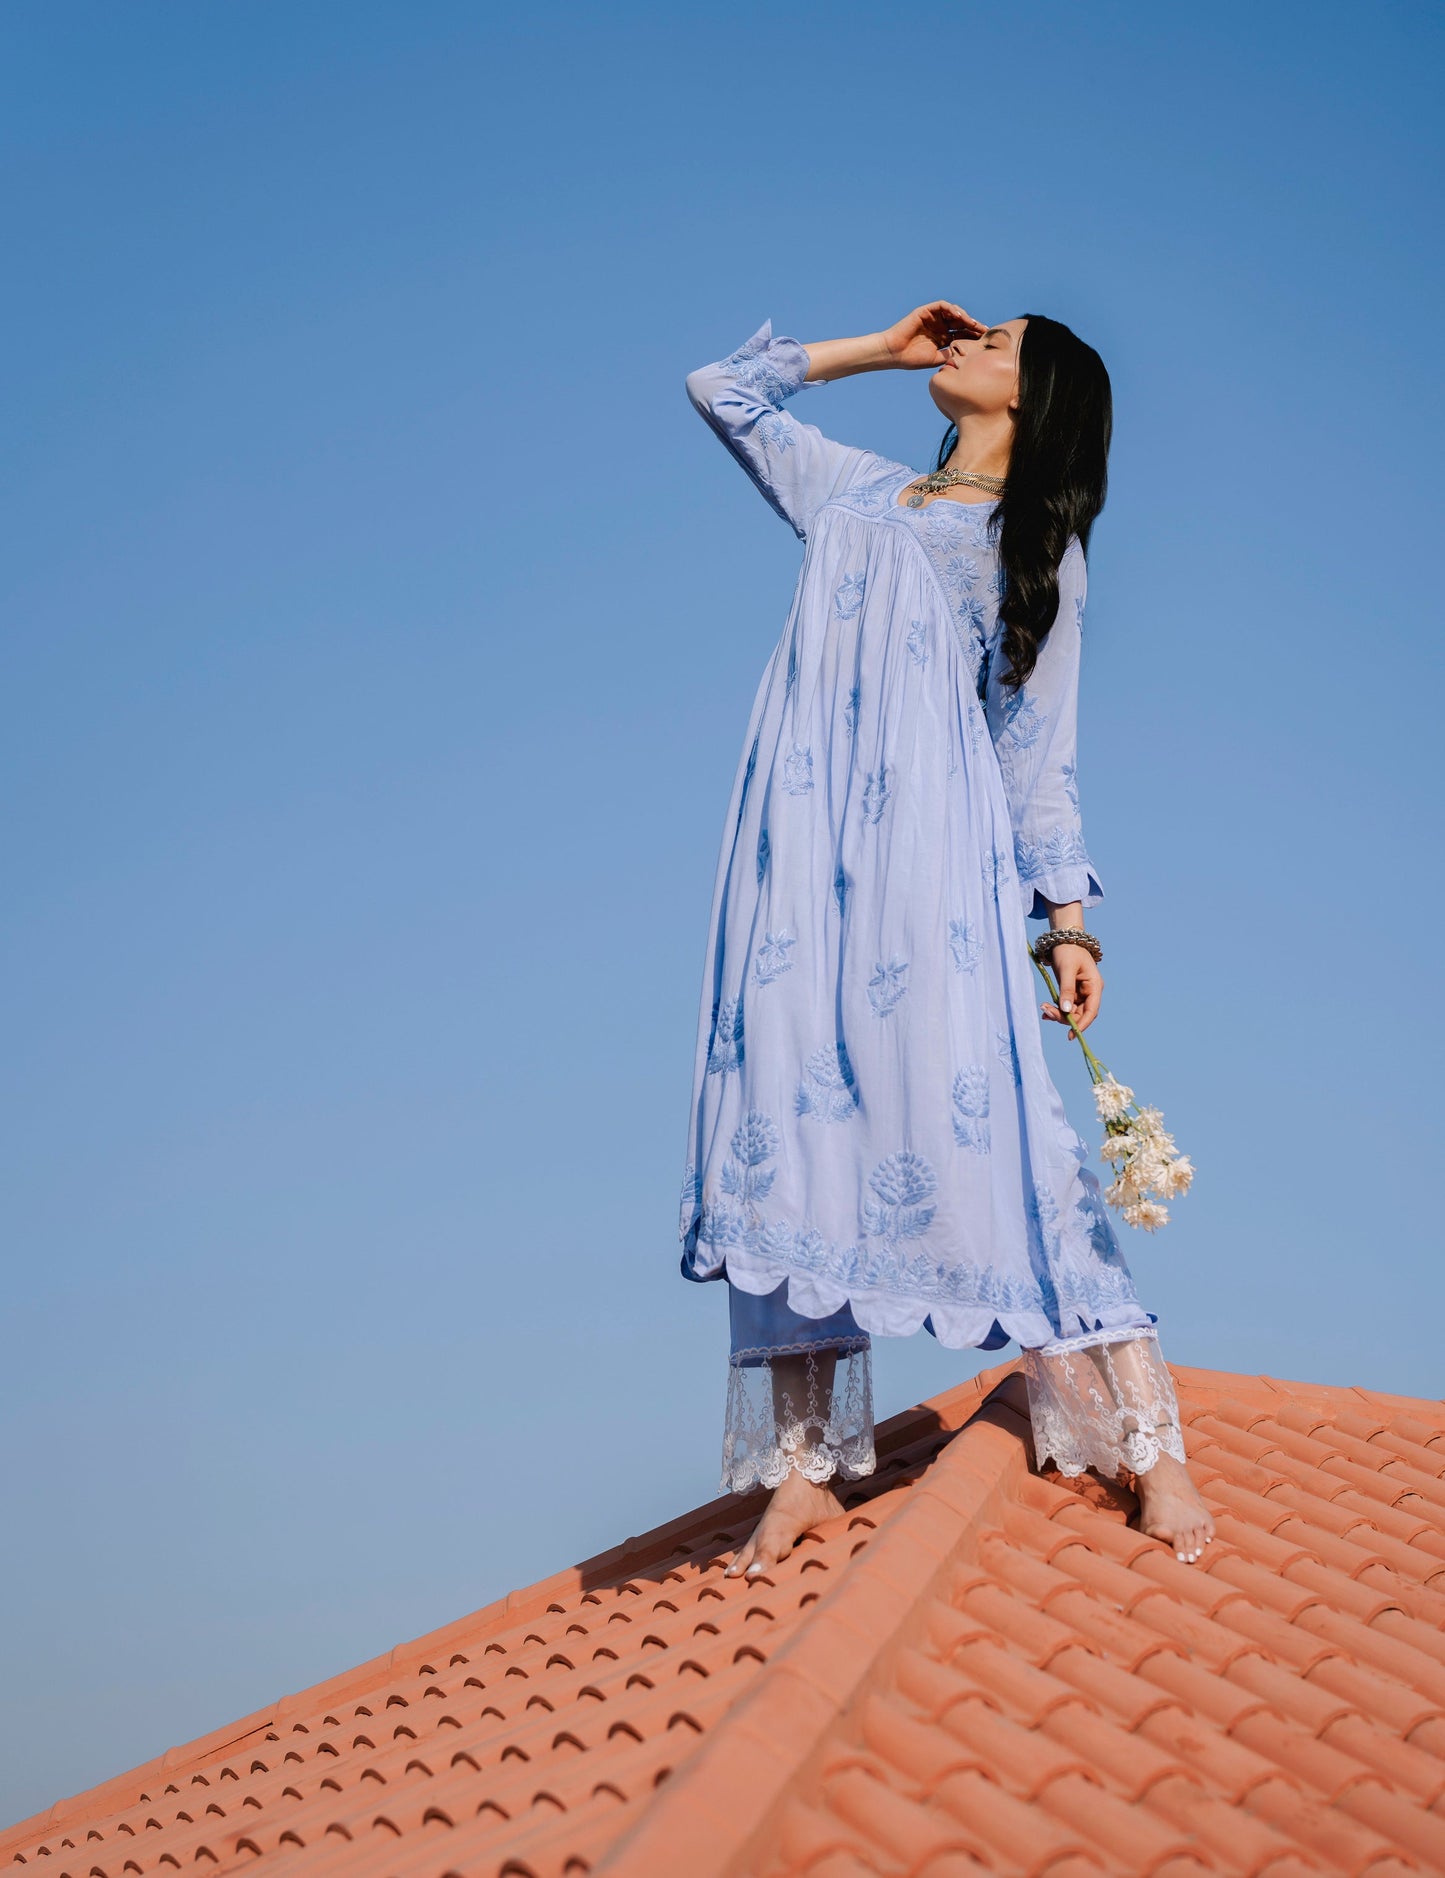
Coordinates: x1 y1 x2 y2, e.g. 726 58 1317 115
721 1343 877 1494
719 1281 1186 1492
1021 1329 1186 1480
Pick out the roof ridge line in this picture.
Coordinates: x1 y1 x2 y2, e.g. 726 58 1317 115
591 1371 1030 1877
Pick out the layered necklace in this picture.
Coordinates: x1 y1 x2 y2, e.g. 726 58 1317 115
905 466 1007 508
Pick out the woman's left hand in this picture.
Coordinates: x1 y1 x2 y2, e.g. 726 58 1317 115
1040 943 1103 1035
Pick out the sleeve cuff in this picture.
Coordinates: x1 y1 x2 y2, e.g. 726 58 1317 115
1016 849 1104 919
712 319 811 408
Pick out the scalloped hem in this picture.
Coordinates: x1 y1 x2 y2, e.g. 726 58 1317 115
722 1445 878 1496
686 1230 1154 1356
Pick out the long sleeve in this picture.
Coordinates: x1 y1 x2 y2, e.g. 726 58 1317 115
985 538 1105 919
685 321 880 539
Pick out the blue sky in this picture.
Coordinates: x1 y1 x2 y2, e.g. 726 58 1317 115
3 0 1441 1825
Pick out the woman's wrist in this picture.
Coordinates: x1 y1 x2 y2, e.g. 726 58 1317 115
803 332 896 383
1044 901 1085 931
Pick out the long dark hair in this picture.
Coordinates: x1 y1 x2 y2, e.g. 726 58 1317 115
933 313 1111 688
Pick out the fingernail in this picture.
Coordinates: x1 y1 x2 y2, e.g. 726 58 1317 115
1061 1002 1073 1013
746 1563 763 1577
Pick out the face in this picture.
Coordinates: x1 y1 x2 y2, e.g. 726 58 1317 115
928 317 1027 424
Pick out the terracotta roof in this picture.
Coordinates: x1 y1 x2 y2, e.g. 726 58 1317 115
7 1362 1445 1878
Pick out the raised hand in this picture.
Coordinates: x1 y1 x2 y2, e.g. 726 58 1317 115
880 301 987 369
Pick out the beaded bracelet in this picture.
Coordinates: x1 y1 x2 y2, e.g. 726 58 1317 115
1030 927 1103 966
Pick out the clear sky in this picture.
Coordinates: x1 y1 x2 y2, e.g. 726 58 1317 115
3 0 1441 1826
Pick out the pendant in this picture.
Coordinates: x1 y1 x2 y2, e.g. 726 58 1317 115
906 491 926 507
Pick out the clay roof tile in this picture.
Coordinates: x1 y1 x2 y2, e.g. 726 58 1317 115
8 1361 1445 1878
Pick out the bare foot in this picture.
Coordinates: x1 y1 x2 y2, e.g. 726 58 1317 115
725 1470 845 1578
1134 1450 1215 1563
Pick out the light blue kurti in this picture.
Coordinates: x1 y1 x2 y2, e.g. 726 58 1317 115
678 323 1154 1357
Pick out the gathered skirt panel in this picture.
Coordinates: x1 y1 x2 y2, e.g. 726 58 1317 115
679 502 1152 1354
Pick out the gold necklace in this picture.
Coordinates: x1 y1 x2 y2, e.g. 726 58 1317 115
905 466 1007 508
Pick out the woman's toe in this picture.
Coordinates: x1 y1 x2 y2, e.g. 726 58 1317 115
726 1534 758 1577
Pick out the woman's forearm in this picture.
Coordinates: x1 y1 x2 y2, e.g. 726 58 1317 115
1044 900 1085 930
803 333 896 383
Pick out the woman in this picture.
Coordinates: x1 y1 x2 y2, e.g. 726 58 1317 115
677 303 1214 1576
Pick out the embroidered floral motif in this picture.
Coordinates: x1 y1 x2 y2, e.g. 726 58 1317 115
699 1197 1142 1322
867 955 909 1016
1062 761 1080 812
862 1151 937 1244
1015 824 1090 883
943 553 980 592
711 1111 781 1232
795 1042 859 1123
999 685 1043 748
906 619 928 666
834 573 867 621
679 1161 701 1235
715 335 797 409
951 1066 991 1151
918 502 985 549
948 918 982 975
844 684 861 734
756 411 797 453
837 466 901 516
956 593 987 634
707 996 745 1076
757 826 771 883
862 766 891 824
692 1107 1140 1325
782 742 814 794
983 846 1012 899
995 1026 1021 1087
1074 591 1085 632
754 930 796 985
916 504 957 543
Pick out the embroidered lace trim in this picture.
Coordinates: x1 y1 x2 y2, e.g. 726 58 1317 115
721 1345 876 1493
1037 1321 1159 1356
1022 1332 1186 1481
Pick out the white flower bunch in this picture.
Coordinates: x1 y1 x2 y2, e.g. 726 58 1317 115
1094 1082 1194 1229
1034 962 1195 1234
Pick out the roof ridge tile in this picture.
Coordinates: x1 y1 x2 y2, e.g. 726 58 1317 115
594 1378 1027 1876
